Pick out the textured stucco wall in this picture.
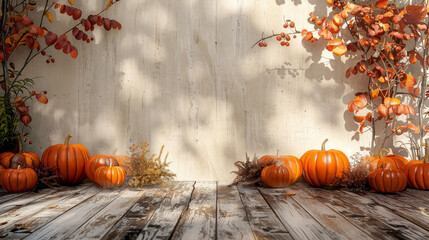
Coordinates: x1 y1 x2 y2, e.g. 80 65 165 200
21 0 371 180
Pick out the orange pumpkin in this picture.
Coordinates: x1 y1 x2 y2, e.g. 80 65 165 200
0 165 38 192
0 138 40 170
261 160 294 188
300 139 350 187
368 168 407 193
41 134 89 185
94 163 126 188
359 148 389 172
0 165 5 175
402 157 429 190
85 155 119 183
376 154 408 171
257 154 302 183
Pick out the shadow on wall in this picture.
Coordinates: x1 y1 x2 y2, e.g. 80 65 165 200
29 0 369 180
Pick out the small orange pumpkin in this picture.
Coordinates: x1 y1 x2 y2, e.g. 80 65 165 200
257 154 302 184
41 134 89 185
300 139 350 187
85 155 119 183
0 165 5 175
359 149 389 172
402 156 429 190
0 165 38 192
376 154 408 171
0 137 40 170
261 160 294 188
94 162 126 188
368 168 407 193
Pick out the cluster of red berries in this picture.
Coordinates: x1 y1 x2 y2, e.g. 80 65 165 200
258 41 268 47
41 51 55 64
327 0 346 9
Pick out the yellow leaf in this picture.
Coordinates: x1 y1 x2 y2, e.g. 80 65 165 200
106 0 113 10
68 0 74 5
44 10 54 23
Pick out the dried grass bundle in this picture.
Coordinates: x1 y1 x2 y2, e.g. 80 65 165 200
336 152 370 192
229 153 269 186
122 142 176 188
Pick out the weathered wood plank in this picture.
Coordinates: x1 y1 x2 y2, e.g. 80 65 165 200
0 188 58 215
136 181 195 240
296 182 403 240
66 188 145 240
395 191 429 209
0 184 94 239
24 187 123 240
170 181 216 240
264 184 372 240
312 185 429 239
217 182 255 240
237 184 293 240
259 186 338 240
402 187 429 202
102 185 171 240
0 191 28 205
361 191 429 231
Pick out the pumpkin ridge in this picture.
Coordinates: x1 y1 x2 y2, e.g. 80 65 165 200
310 151 319 186
418 166 424 189
72 147 79 184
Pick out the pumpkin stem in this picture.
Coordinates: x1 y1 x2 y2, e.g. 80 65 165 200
17 135 23 153
64 134 73 145
113 148 118 156
321 139 328 151
379 148 389 158
276 149 279 157
424 154 429 164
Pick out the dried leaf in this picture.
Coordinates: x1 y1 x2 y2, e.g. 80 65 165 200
44 10 54 23
68 0 74 5
106 0 113 10
375 0 388 9
285 193 296 196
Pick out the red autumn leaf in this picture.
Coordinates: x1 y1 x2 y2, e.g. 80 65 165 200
103 18 111 31
111 20 122 30
75 30 84 40
359 121 365 134
70 45 78 58
404 4 427 24
66 6 74 16
375 0 388 9
348 101 358 112
29 26 45 37
25 36 35 49
60 4 67 14
73 8 82 20
399 74 417 88
20 14 33 26
408 50 417 64
392 104 405 115
416 22 428 31
36 93 48 104
72 27 79 36
63 41 72 54
20 114 32 126
378 104 389 117
14 96 23 106
44 31 57 46
16 105 29 114
318 29 333 40
346 66 354 78
406 105 416 116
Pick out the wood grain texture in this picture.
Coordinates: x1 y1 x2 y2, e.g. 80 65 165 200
102 185 172 240
136 181 195 239
66 188 146 239
0 188 57 215
171 181 217 240
0 191 28 205
237 184 293 240
24 187 123 240
319 186 429 240
0 185 96 239
261 184 372 240
217 182 255 240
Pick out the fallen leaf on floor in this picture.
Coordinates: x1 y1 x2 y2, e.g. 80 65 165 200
0 222 7 226
285 193 296 196
48 205 58 208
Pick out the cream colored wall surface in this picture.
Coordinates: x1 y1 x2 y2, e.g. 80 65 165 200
22 0 371 181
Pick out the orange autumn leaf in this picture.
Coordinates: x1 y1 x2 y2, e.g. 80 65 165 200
378 104 389 117
404 4 427 24
354 115 365 121
326 38 344 51
106 0 113 10
68 0 74 5
376 0 388 9
305 32 313 41
332 45 347 56
36 93 48 104
399 74 417 88
285 193 296 196
44 10 54 23
372 89 379 99
354 94 367 108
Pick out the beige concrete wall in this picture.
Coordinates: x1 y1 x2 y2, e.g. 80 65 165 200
22 0 370 180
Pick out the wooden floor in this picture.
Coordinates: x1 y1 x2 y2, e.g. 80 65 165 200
0 181 428 240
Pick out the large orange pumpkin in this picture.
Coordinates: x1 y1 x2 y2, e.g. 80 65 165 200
41 134 89 185
261 160 294 188
85 155 119 183
94 163 126 188
257 154 302 183
0 165 38 192
0 165 5 175
300 139 350 187
402 157 429 190
368 168 407 193
0 138 40 170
